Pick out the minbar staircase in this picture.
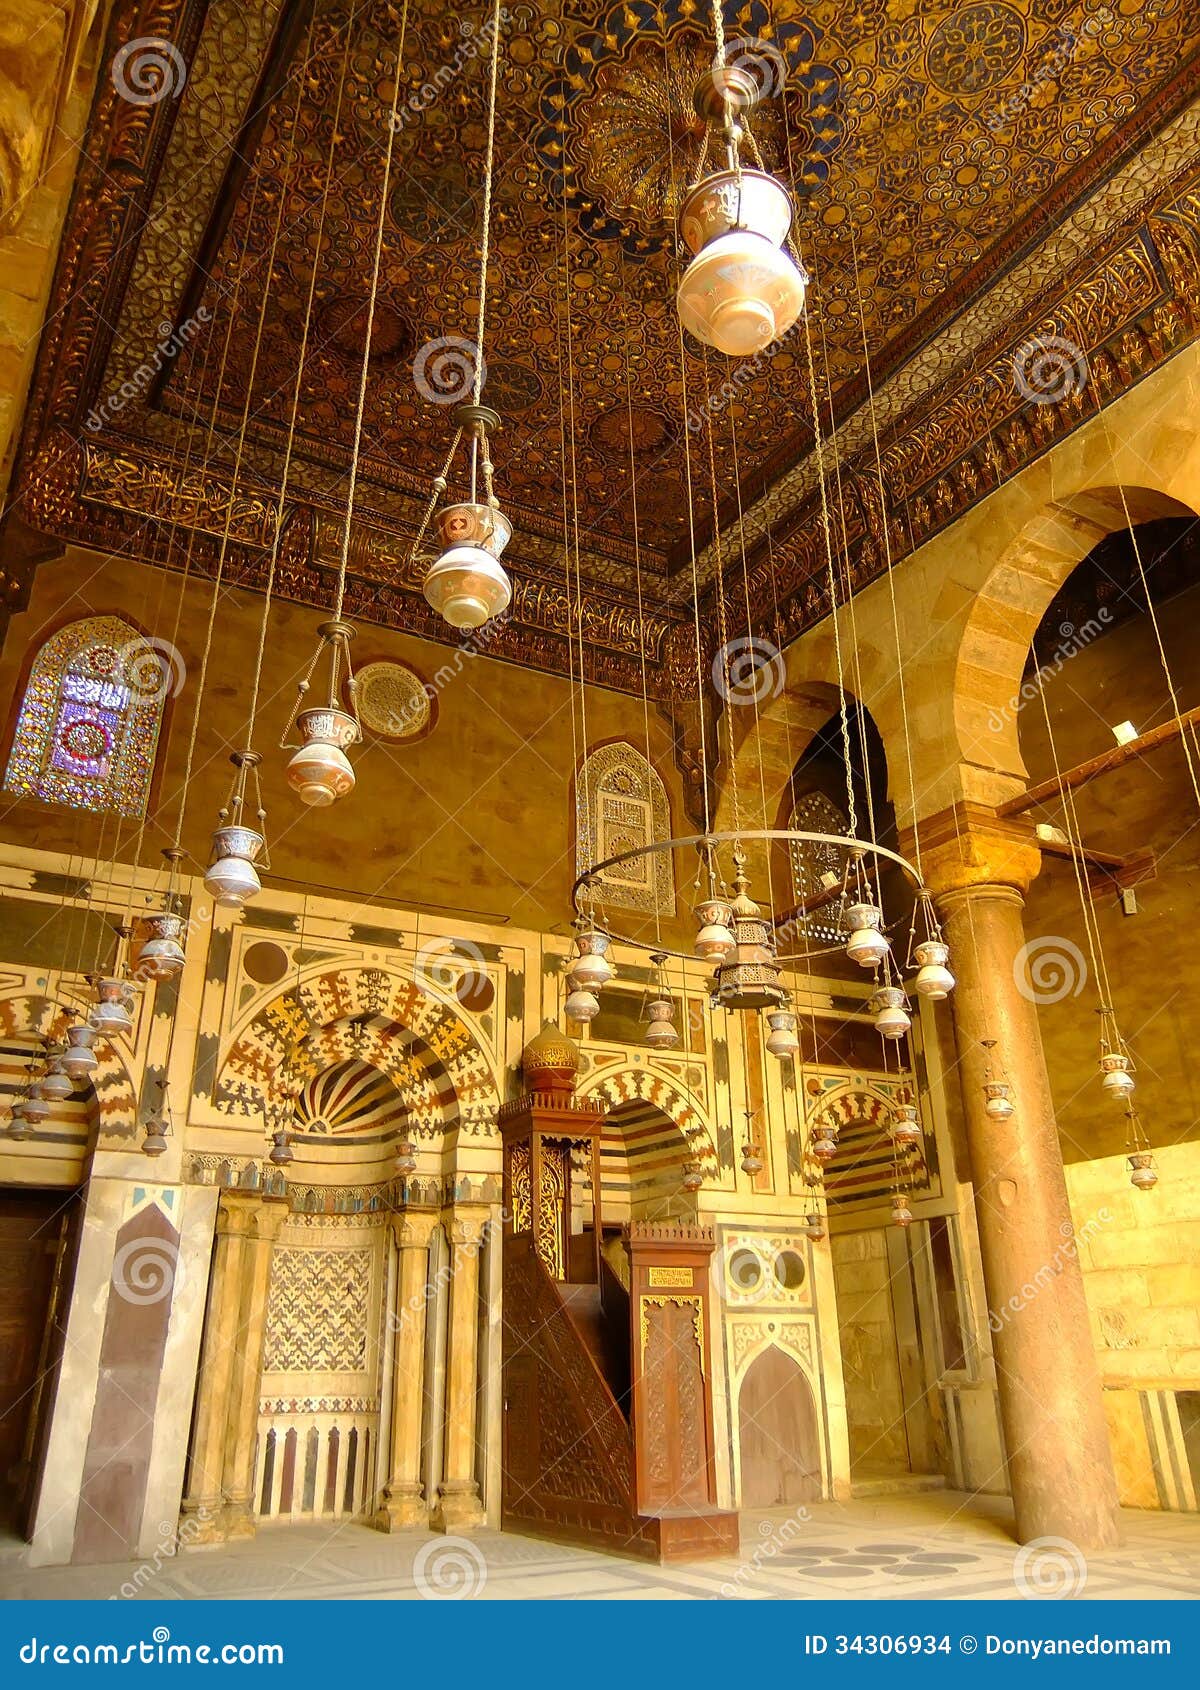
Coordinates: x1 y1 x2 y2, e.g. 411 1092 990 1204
498 1047 738 1564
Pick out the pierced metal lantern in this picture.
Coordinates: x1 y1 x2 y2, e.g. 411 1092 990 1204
1100 1050 1135 1099
871 985 911 1041
912 938 955 1000
713 855 785 1012
983 1079 1015 1121
765 1007 799 1060
1128 1150 1158 1191
694 896 736 963
845 902 889 969
62 1024 98 1082
891 1103 922 1148
395 1138 418 1176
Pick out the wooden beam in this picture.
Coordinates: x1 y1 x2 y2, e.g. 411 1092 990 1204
1036 837 1156 891
998 705 1200 816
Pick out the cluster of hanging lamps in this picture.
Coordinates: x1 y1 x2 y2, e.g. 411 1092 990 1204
205 751 270 908
675 6 807 357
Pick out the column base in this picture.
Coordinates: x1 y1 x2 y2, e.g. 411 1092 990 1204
220 1499 258 1542
177 1499 230 1547
373 1485 429 1532
431 1481 485 1533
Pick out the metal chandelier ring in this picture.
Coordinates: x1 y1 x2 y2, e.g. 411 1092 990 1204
571 828 927 967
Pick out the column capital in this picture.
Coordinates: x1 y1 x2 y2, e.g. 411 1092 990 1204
443 1207 490 1248
390 1210 438 1250
216 1188 289 1242
911 802 1042 897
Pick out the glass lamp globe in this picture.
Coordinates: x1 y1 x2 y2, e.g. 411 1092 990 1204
892 1194 914 1228
872 986 911 1040
765 1009 799 1059
845 903 889 968
1100 1053 1135 1097
286 708 358 808
984 1081 1014 1121
204 826 264 909
40 1060 74 1101
20 1085 51 1125
1128 1151 1157 1191
677 171 806 358
695 898 735 963
571 932 615 991
424 502 513 630
8 1104 33 1141
681 1162 704 1193
62 1026 98 1081
891 1104 922 1148
141 1118 169 1157
564 986 600 1023
89 982 133 1038
644 998 680 1050
913 939 955 999
810 1126 838 1163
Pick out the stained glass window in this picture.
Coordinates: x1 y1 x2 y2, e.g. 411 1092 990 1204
3 617 165 817
576 742 675 916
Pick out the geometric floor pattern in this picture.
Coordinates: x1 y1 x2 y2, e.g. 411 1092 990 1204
3 1491 1199 1602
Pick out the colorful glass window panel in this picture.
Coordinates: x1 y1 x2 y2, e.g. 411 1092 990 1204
3 616 164 817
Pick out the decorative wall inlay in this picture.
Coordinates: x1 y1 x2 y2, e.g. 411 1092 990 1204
577 742 675 916
353 661 432 741
262 1247 372 1374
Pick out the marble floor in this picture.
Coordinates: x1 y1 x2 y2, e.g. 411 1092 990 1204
2 1491 1198 1602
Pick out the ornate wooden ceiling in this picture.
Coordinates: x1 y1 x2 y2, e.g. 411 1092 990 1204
9 0 1200 701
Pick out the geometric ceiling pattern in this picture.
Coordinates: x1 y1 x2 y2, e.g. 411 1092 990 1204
10 0 1200 698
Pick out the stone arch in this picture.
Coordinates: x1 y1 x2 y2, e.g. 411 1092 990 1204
736 1343 822 1507
952 484 1197 794
215 963 500 1140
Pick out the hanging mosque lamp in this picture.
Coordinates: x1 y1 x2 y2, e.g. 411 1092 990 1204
423 405 513 631
204 750 270 908
675 9 808 358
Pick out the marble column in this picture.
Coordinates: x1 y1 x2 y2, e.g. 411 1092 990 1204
375 1211 437 1531
221 1195 288 1538
431 1210 487 1532
927 820 1121 1548
178 1190 287 1545
178 1193 254 1544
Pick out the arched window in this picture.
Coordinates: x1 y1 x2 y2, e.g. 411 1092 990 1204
3 616 165 817
576 742 674 916
788 789 849 945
